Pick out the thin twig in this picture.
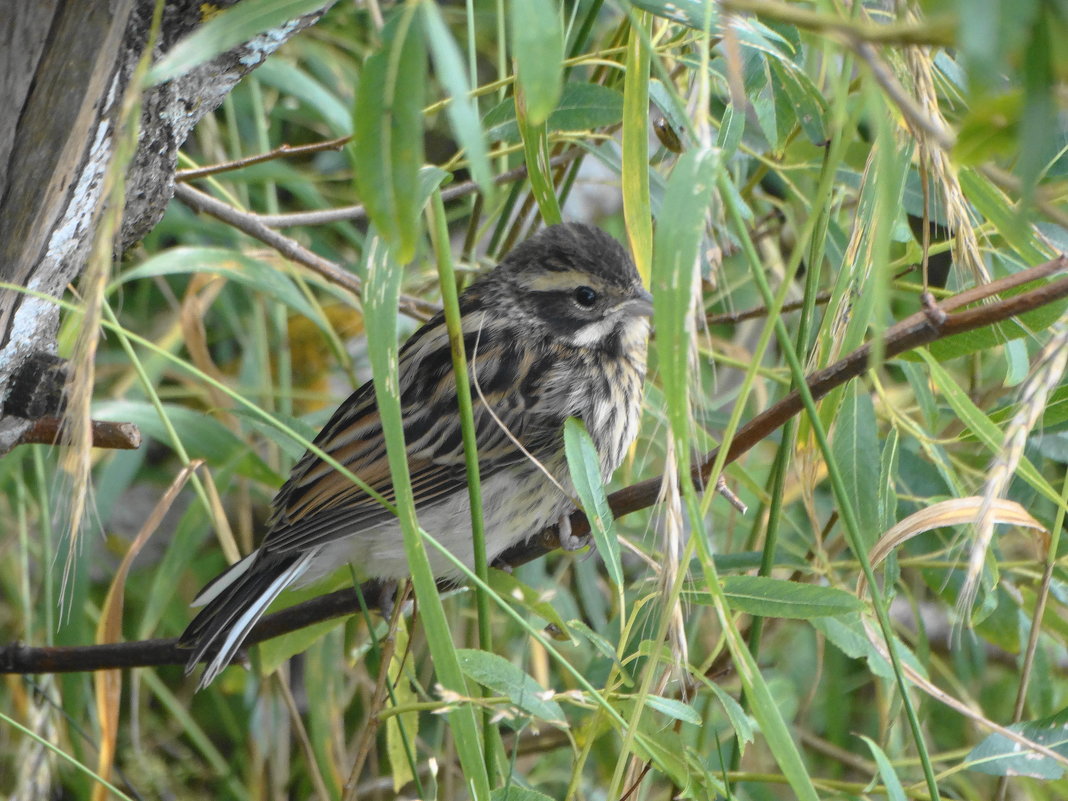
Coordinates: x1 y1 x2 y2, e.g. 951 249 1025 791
176 136 351 180
173 183 437 320
253 149 584 229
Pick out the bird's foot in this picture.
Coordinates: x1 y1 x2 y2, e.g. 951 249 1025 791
557 511 591 552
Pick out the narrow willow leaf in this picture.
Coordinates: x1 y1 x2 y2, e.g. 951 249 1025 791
652 148 717 435
146 0 332 85
115 247 323 327
645 695 702 725
255 59 353 136
516 109 563 225
858 736 908 801
352 8 427 262
363 237 490 798
483 83 624 143
487 569 569 634
230 408 319 461
707 682 754 745
812 613 928 681
386 624 418 792
510 0 564 125
258 617 345 675
1018 16 1055 191
958 168 1049 264
490 787 555 801
622 20 652 282
768 59 826 145
94 400 280 485
916 349 1062 505
878 428 900 531
688 576 864 618
926 272 1068 363
831 384 879 548
630 0 719 30
421 2 493 197
966 706 1068 779
717 103 745 157
563 418 622 587
457 650 566 725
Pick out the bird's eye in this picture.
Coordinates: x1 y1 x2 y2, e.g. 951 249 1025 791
573 286 598 308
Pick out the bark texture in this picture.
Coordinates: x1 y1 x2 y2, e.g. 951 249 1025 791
0 0 332 454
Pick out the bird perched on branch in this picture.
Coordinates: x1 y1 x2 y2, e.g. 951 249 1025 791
179 222 653 688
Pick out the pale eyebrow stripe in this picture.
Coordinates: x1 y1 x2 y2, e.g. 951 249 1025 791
523 270 594 291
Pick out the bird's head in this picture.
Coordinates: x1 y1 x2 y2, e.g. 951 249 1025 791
495 222 653 352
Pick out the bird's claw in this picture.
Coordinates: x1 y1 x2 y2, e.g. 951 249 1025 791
557 511 592 552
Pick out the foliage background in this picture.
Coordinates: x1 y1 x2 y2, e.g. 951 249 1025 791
2 0 1068 799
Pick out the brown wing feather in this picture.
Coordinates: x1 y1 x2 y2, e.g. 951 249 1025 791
260 304 563 555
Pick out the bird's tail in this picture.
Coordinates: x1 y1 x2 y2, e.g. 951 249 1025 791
178 550 316 689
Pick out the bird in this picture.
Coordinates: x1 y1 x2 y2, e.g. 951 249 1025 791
178 222 653 688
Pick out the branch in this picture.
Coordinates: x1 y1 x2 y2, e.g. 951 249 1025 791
3 255 1066 676
173 183 438 321
12 418 141 450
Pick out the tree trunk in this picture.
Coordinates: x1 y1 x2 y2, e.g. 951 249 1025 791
0 0 333 454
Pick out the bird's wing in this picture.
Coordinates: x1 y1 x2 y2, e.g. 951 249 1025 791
261 311 564 554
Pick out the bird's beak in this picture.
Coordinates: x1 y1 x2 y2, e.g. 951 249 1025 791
623 287 654 318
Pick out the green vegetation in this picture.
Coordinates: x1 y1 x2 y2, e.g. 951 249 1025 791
3 1 1068 798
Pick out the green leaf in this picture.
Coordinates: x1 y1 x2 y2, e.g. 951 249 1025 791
352 8 427 262
254 59 352 137
230 408 319 461
258 617 345 674
483 83 624 143
491 787 555 801
510 0 564 125
623 21 652 283
958 168 1050 264
363 237 490 798
653 148 717 437
630 0 719 30
926 276 1068 362
832 385 880 549
954 91 1022 165
966 706 1068 779
916 348 1063 506
146 0 332 86
94 400 280 486
717 103 745 158
878 428 900 531
421 2 493 197
516 109 563 225
563 418 622 588
115 246 323 328
813 613 928 681
456 650 566 725
645 695 702 725
707 682 754 745
858 736 908 801
689 576 864 618
768 59 826 145
487 569 570 634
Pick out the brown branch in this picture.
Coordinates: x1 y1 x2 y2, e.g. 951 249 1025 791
12 418 141 450
241 148 584 229
2 255 1066 676
176 136 351 181
172 183 438 320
